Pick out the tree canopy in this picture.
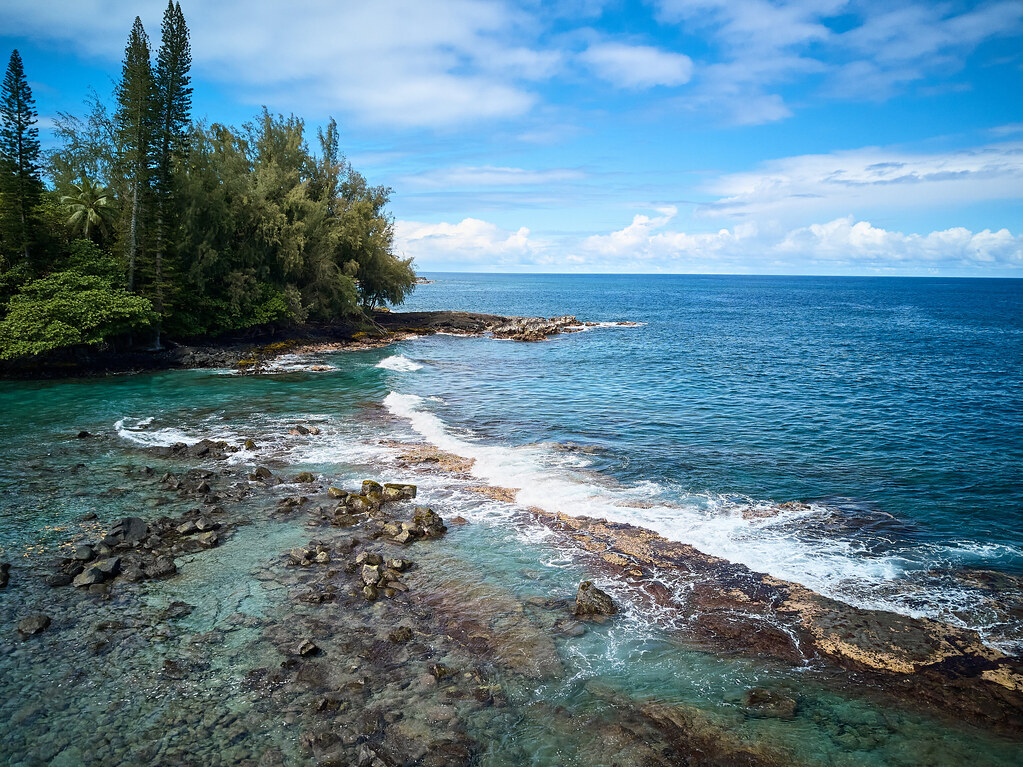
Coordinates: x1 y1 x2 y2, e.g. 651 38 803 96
0 5 417 361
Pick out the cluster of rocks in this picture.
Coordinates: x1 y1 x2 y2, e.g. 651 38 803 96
489 315 585 342
145 438 241 461
45 507 227 593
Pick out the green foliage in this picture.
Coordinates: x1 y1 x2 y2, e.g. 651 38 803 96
0 49 44 264
61 177 119 243
0 269 154 359
1 9 417 360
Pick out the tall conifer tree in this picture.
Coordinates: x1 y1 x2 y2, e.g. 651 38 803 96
114 17 155 292
0 50 43 265
152 1 192 338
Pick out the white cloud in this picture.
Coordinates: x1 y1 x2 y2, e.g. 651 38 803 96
654 0 1023 124
397 209 1022 273
579 42 693 88
699 142 1023 221
402 165 585 189
0 0 556 128
394 217 548 265
578 208 1022 272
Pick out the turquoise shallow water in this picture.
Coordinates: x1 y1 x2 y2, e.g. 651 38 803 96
1 273 1021 765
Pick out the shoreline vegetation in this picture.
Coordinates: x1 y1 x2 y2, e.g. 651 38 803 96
1 4 417 366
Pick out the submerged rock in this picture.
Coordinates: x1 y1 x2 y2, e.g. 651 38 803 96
0 562 9 589
743 687 797 719
17 614 51 636
294 472 316 483
574 580 618 618
109 516 149 545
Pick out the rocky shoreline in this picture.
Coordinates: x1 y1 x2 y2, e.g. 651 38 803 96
0 310 607 379
3 424 1023 766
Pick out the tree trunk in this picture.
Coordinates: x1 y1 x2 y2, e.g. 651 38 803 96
128 180 139 292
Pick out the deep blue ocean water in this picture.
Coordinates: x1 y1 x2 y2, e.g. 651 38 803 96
389 273 1023 646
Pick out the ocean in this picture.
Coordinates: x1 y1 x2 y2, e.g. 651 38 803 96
1 273 1021 765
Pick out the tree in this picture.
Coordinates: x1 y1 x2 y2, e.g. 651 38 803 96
0 269 154 359
151 1 192 339
113 17 155 293
0 50 44 265
48 90 117 193
61 177 119 243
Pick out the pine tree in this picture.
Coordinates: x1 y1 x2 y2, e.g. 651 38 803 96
0 50 44 265
151 1 192 340
114 17 155 293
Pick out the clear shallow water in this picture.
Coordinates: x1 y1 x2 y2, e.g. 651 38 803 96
0 273 1021 765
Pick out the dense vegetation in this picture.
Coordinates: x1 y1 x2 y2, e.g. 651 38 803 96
0 2 415 360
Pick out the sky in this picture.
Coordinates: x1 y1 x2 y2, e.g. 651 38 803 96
2 0 1022 275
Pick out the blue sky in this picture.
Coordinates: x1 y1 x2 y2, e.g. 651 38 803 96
2 0 1022 275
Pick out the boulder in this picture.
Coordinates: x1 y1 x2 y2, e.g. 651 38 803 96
354 552 383 566
346 494 377 513
743 688 797 719
288 548 312 566
109 517 149 545
296 639 320 657
45 573 74 587
313 550 330 564
73 566 106 588
144 557 177 579
73 544 95 562
290 425 310 436
17 614 51 636
196 531 218 548
0 562 9 589
244 439 257 450
195 480 212 494
333 513 359 528
361 564 382 586
362 480 384 497
177 520 198 535
387 558 410 572
383 483 417 500
389 626 413 643
294 472 316 483
253 466 273 480
362 584 378 601
573 580 618 618
195 516 218 532
392 529 415 545
76 512 98 522
327 486 348 499
93 557 121 576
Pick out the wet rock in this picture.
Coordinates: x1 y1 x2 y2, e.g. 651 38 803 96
76 430 91 438
294 472 316 483
392 529 415 545
327 486 348 499
177 520 198 535
574 580 618 618
195 515 218 532
355 552 383 566
76 512 98 522
144 556 177 579
383 482 417 500
244 439 257 450
743 687 797 719
196 531 219 548
73 566 107 588
362 584 379 601
389 626 414 643
296 639 320 657
429 663 453 680
361 564 382 585
288 548 312 566
17 614 51 636
290 425 310 436
387 558 410 572
161 601 194 620
120 565 145 582
72 544 95 561
450 516 469 526
93 557 121 576
333 513 359 528
45 573 74 587
346 494 377 513
0 562 9 588
110 516 149 545
252 466 273 480
313 550 330 564
196 480 212 494
362 480 383 497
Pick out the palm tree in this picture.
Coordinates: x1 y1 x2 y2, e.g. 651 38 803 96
61 177 118 242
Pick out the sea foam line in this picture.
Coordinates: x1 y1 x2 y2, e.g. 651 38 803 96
382 391 1021 650
376 355 424 372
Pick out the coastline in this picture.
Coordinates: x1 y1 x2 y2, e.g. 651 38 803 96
0 310 593 379
2 304 1022 765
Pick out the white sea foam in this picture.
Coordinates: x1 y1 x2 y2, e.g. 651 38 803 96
382 391 1020 649
114 417 203 447
375 355 424 372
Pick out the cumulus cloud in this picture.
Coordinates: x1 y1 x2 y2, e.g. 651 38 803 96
394 217 548 266
580 42 693 88
699 142 1023 221
0 0 555 128
577 208 1022 272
